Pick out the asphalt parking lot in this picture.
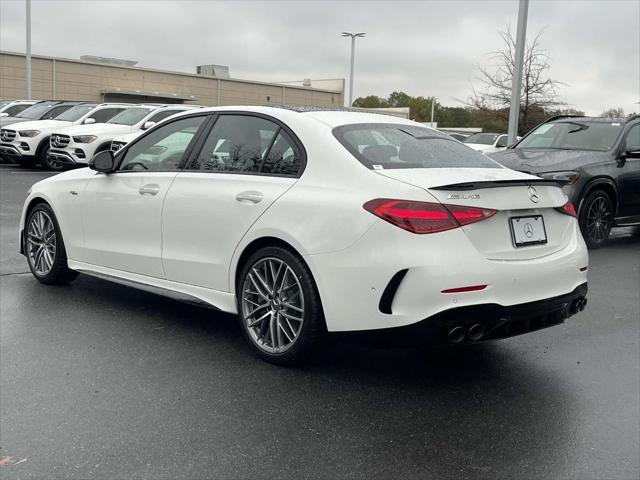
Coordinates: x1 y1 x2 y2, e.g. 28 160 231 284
0 163 638 480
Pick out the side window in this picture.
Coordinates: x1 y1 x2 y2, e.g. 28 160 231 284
261 130 303 176
187 115 278 173
625 124 640 151
42 105 71 119
495 135 508 147
119 116 206 172
4 104 29 116
90 108 125 123
147 109 185 124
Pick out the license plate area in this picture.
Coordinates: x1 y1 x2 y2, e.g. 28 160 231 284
509 215 547 247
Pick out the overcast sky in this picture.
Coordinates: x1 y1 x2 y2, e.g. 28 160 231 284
1 0 638 115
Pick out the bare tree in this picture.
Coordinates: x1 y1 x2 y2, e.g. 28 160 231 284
469 26 564 134
600 107 625 118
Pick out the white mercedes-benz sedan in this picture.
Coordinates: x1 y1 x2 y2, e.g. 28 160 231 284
19 106 589 364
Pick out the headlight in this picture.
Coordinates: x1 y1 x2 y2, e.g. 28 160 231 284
73 135 97 144
538 171 581 185
18 130 41 137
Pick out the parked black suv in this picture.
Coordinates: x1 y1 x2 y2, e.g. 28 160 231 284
490 115 640 248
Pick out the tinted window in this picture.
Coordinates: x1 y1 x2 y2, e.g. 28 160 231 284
518 121 624 151
90 107 126 123
260 130 303 176
54 105 96 122
4 104 29 116
44 105 73 120
119 116 205 171
334 124 500 169
624 124 640 151
187 115 278 172
16 102 58 119
495 135 508 147
147 109 186 124
108 108 155 126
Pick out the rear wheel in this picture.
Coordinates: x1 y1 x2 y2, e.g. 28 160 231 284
579 189 614 249
236 246 325 364
25 203 78 284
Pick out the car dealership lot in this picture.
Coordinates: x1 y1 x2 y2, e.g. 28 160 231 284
1 165 638 479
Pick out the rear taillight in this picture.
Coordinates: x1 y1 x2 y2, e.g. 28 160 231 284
555 200 577 217
363 199 497 234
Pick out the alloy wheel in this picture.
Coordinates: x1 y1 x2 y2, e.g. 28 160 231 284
27 210 57 276
241 257 305 354
586 195 612 244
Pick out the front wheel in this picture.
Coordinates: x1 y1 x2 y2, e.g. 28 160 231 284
579 190 614 249
39 143 66 171
25 203 78 284
236 246 325 364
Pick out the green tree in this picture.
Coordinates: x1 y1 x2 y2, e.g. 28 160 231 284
352 95 389 108
387 91 412 108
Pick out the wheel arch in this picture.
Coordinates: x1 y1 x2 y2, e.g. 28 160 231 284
577 176 618 216
35 136 51 158
20 196 53 254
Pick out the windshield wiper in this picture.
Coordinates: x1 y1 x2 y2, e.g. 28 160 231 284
565 122 589 134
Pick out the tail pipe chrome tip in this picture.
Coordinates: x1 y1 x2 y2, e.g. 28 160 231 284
447 326 467 344
468 323 485 342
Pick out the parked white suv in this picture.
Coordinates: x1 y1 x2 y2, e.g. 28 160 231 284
0 100 38 118
0 103 130 168
48 105 200 170
462 133 521 154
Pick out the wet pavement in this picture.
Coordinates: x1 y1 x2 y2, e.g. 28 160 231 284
1 164 639 479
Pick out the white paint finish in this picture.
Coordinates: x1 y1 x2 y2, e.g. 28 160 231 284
79 171 180 278
21 106 589 333
162 172 296 290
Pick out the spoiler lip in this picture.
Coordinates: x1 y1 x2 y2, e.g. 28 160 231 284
429 178 569 191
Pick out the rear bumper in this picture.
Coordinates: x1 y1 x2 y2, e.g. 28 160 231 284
335 283 588 346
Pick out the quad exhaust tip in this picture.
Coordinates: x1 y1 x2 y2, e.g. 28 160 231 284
570 297 588 315
447 326 467 344
447 324 486 344
468 323 485 342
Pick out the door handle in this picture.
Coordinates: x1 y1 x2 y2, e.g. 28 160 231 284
139 184 160 196
235 190 263 204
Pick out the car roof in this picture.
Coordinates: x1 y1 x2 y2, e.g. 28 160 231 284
552 116 636 124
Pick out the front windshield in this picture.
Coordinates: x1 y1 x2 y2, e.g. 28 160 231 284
107 108 154 126
464 133 500 145
334 124 500 169
54 105 96 122
518 121 624 151
16 102 57 119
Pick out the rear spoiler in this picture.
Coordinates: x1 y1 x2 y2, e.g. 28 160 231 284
430 179 568 191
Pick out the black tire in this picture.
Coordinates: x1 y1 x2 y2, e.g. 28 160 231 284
39 141 66 171
578 189 614 249
24 203 78 284
236 246 325 365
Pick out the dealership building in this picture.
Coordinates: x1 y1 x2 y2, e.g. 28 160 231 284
0 50 345 108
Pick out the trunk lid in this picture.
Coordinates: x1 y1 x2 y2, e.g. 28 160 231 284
376 168 574 260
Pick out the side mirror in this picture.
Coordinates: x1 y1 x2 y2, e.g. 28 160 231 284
0 112 8 117
141 121 156 130
83 117 96 125
89 150 115 173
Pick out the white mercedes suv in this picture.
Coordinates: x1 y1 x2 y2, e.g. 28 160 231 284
47 105 200 170
0 103 130 169
19 106 589 364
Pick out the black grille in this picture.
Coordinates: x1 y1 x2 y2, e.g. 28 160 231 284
0 129 17 142
50 134 70 148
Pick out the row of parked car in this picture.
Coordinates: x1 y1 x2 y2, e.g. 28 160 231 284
0 99 200 171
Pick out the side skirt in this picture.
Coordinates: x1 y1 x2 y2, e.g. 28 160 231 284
67 259 238 314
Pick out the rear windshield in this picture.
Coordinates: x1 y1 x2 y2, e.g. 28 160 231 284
333 124 500 169
518 121 624 151
107 107 154 126
54 105 95 122
463 133 500 145
16 102 58 119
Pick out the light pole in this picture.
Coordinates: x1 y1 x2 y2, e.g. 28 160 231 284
430 97 437 128
507 0 529 145
342 32 365 108
26 0 32 99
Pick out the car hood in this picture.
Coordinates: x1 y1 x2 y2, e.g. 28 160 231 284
8 120 71 132
56 123 133 136
489 148 611 172
0 117 34 127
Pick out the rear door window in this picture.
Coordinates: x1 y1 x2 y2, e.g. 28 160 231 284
334 124 500 169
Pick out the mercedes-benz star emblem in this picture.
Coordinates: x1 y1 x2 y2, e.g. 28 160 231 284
524 223 534 238
528 186 539 203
